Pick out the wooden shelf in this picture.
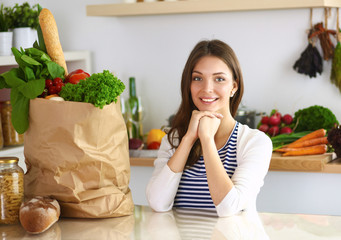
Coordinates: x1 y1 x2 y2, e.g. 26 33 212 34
269 152 332 172
130 152 341 173
86 0 341 17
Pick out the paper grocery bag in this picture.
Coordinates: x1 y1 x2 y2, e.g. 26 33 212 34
24 98 134 218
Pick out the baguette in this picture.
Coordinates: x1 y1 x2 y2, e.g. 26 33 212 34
39 8 68 76
19 196 60 234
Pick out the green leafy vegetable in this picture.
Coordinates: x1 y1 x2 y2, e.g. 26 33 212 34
331 41 341 92
0 46 65 134
59 70 125 109
293 105 339 132
271 131 312 150
33 22 46 53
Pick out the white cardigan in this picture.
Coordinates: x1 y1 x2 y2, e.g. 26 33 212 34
145 123 273 217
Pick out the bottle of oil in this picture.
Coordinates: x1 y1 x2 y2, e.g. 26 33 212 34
126 77 143 140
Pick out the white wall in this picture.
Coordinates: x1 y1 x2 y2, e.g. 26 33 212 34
3 0 341 133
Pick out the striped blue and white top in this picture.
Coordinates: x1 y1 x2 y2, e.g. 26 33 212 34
173 122 239 209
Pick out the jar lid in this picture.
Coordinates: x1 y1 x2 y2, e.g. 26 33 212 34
0 157 19 164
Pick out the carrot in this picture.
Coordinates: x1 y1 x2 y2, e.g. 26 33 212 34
276 144 324 153
274 148 290 153
282 144 327 156
286 129 326 148
284 136 328 148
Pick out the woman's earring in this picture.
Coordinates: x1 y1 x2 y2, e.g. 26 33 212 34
230 92 235 97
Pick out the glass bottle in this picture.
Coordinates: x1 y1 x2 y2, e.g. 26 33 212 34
0 157 24 224
1 101 24 146
126 77 143 140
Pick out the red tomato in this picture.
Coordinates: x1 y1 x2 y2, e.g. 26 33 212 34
45 79 53 88
53 77 63 86
55 82 64 93
69 73 90 84
65 69 90 84
48 86 57 95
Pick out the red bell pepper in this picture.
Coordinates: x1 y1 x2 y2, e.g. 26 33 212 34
65 69 90 84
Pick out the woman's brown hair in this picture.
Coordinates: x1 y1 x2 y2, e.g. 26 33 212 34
167 39 244 167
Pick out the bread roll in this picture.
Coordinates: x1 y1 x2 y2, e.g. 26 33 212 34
39 8 68 76
19 196 60 234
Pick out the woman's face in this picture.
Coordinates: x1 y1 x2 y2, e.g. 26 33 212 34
190 56 238 115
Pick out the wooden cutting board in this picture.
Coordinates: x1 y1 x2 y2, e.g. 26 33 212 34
269 152 333 172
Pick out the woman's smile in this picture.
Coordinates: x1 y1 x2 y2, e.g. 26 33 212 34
200 97 218 103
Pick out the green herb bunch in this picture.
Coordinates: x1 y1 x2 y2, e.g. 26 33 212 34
271 131 312 150
0 46 65 134
330 40 341 92
293 105 339 132
60 70 125 109
6 2 40 29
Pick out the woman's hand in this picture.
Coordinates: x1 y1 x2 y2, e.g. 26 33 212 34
198 115 222 141
168 110 221 173
185 110 223 143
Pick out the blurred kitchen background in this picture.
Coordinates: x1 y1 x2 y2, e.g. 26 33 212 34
2 0 341 133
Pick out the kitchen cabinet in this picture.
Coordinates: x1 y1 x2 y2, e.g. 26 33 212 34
86 0 341 17
0 50 92 171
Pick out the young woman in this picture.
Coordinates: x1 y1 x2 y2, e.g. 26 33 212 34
146 39 272 217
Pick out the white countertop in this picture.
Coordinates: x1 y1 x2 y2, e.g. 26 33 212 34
1 205 340 239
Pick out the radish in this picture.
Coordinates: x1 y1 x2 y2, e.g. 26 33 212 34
268 126 280 136
269 114 281 126
281 114 293 125
280 126 293 134
273 111 282 119
261 116 270 125
258 124 269 133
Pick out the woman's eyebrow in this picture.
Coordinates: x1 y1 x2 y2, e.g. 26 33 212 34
192 71 227 75
213 72 227 76
192 70 202 75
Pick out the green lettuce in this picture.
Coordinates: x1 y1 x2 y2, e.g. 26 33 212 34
59 70 125 109
293 105 339 132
